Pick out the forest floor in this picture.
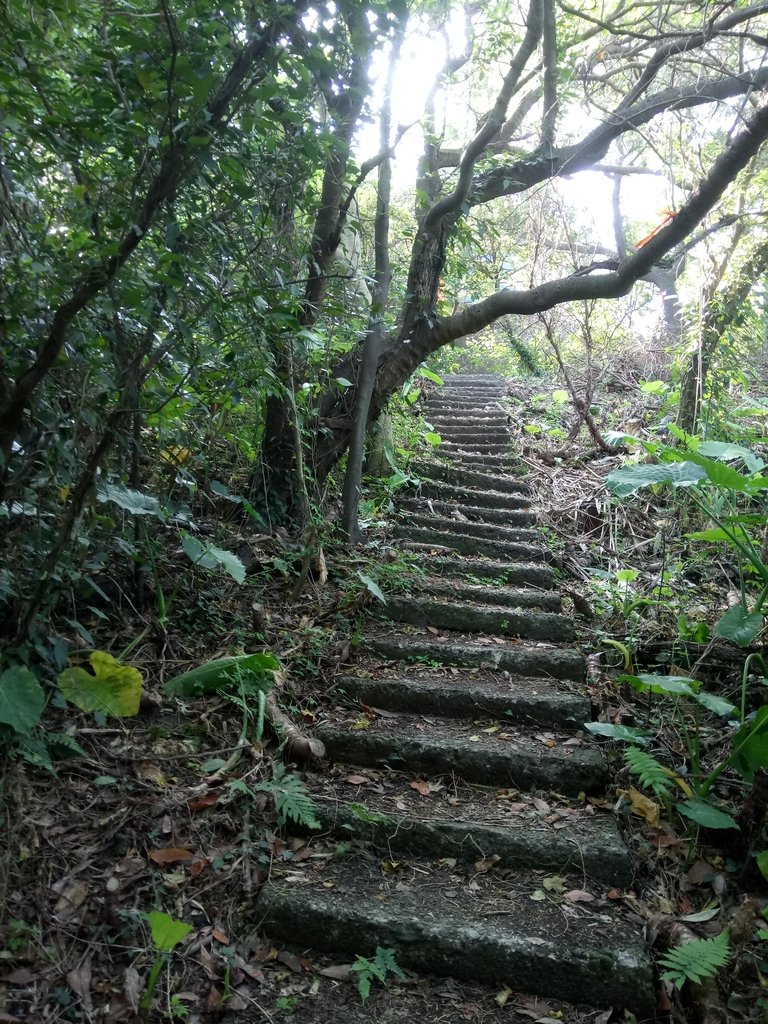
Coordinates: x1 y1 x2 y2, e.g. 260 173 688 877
1 372 767 1024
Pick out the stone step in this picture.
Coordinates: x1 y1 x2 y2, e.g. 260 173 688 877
257 861 653 1014
427 399 507 411
336 670 583 728
382 593 573 638
437 388 507 398
399 497 536 527
306 768 633 885
440 453 522 472
428 415 510 428
412 461 529 494
379 596 573 642
367 633 584 681
315 711 606 794
446 459 523 476
400 511 538 544
436 422 512 433
440 441 513 454
394 524 545 562
416 577 561 611
441 374 507 381
422 556 556 589
416 480 532 510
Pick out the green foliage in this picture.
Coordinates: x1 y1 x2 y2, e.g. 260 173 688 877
350 947 405 1002
58 651 143 717
624 746 675 800
659 930 730 988
230 764 320 830
163 653 279 699
357 573 387 604
606 439 768 645
255 764 320 830
584 722 651 744
148 912 193 953
0 666 45 734
676 799 738 830
180 534 246 584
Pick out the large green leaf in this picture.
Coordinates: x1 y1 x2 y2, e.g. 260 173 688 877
0 666 45 734
148 911 193 952
605 461 706 497
677 799 739 830
163 652 279 698
714 605 763 647
730 706 768 780
693 690 737 718
181 534 246 583
358 573 387 604
621 673 699 697
58 652 143 717
97 483 166 520
698 441 764 474
584 722 651 744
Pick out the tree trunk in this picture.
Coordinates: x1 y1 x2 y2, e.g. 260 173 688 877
341 15 404 542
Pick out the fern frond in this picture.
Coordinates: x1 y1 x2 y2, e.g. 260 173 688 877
659 930 730 988
256 764 320 830
624 746 674 799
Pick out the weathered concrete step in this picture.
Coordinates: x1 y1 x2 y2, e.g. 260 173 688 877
429 415 510 428
413 461 529 494
367 633 584 681
441 441 513 454
308 771 632 885
399 497 536 527
417 577 561 611
440 453 523 472
336 671 583 727
436 430 513 443
427 399 507 411
401 512 538 544
421 555 557 589
447 460 523 476
416 480 532 510
394 525 545 562
379 597 571 641
315 712 606 794
258 862 653 1014
437 389 507 399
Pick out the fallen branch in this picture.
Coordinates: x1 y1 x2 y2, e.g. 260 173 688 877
265 690 325 762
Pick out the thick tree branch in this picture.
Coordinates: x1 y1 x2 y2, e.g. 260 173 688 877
473 67 768 206
418 99 768 348
423 0 544 232
541 0 558 149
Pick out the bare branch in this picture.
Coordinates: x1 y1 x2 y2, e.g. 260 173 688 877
541 0 558 150
420 99 768 348
473 67 768 206
423 0 544 232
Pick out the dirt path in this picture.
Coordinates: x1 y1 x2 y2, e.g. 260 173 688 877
256 375 654 1018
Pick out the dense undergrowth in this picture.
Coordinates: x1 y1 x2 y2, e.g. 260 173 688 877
2 348 768 1022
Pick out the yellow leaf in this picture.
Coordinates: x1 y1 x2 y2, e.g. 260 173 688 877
58 485 70 502
627 785 661 828
160 445 190 466
380 860 402 873
352 718 370 730
482 725 500 734
58 651 143 717
495 987 512 1007
469 735 480 742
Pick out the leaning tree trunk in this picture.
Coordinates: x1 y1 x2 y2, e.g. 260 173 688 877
677 236 768 435
340 16 404 542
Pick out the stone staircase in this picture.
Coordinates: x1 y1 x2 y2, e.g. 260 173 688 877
257 374 654 1016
